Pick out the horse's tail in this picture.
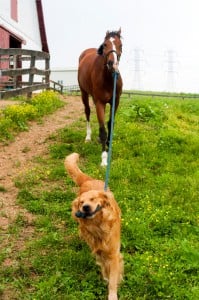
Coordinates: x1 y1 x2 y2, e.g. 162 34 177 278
64 153 92 187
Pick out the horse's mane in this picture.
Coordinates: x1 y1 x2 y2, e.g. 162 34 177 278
105 30 121 39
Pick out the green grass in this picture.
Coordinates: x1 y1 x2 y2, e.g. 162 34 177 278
0 94 199 299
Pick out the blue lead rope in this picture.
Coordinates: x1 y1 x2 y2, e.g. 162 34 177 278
104 71 119 191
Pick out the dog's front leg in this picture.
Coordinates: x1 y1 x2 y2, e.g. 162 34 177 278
107 255 121 300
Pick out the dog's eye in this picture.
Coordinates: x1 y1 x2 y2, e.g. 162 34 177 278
79 201 84 205
89 197 94 202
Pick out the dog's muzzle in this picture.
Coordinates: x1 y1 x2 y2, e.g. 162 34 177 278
75 205 102 219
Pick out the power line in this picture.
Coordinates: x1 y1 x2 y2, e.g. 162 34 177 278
128 48 145 90
165 49 178 92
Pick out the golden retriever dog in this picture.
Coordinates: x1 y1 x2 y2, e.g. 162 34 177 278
64 153 123 300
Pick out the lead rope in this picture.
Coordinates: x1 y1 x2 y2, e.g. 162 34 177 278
104 71 119 191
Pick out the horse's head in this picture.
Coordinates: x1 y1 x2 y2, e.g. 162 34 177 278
97 28 122 73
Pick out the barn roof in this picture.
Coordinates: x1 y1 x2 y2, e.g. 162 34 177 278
36 0 49 53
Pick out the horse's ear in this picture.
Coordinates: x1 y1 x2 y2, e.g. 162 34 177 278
97 44 104 55
106 30 110 38
118 27 121 36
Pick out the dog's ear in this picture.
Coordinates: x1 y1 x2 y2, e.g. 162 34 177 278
72 197 79 209
72 197 80 218
100 191 121 217
100 191 114 207
97 44 104 55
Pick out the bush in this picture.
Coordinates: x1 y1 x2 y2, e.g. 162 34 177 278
0 91 64 141
0 117 14 141
4 104 38 130
31 90 64 116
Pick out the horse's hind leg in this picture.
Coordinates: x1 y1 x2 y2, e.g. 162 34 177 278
107 98 119 147
81 90 91 141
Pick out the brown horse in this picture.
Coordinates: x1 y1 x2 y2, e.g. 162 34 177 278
78 28 123 166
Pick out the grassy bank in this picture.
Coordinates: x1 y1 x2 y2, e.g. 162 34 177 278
0 95 199 299
0 90 64 142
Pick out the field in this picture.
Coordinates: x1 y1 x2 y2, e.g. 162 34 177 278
0 92 199 299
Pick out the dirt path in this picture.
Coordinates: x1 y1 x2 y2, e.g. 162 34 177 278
0 95 83 230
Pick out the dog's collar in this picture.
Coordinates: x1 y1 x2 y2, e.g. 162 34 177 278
75 205 102 219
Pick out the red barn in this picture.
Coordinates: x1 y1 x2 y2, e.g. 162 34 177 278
0 0 49 87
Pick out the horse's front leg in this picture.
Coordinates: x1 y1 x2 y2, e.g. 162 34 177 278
81 90 92 142
86 121 92 142
96 102 108 166
99 125 108 166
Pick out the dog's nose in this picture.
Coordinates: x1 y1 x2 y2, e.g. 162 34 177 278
82 204 90 212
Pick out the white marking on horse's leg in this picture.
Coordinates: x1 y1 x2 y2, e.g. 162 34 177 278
101 151 108 167
85 121 91 142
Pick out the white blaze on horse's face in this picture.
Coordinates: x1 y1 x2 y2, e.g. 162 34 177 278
109 37 119 72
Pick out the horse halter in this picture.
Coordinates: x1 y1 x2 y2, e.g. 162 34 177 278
105 49 121 72
106 49 121 62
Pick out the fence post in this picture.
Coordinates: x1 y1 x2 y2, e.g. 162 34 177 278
45 57 50 89
27 54 36 98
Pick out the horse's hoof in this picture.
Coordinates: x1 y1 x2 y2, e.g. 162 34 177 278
85 138 91 143
101 161 107 167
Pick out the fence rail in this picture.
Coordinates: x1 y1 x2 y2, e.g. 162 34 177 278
49 83 80 95
1 48 198 100
0 48 50 99
122 91 199 99
49 80 63 94
64 85 80 94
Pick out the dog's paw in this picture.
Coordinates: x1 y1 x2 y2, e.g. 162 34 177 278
108 292 118 300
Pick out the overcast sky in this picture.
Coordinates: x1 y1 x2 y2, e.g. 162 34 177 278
42 0 199 93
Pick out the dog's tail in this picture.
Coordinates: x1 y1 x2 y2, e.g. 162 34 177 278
64 153 92 187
